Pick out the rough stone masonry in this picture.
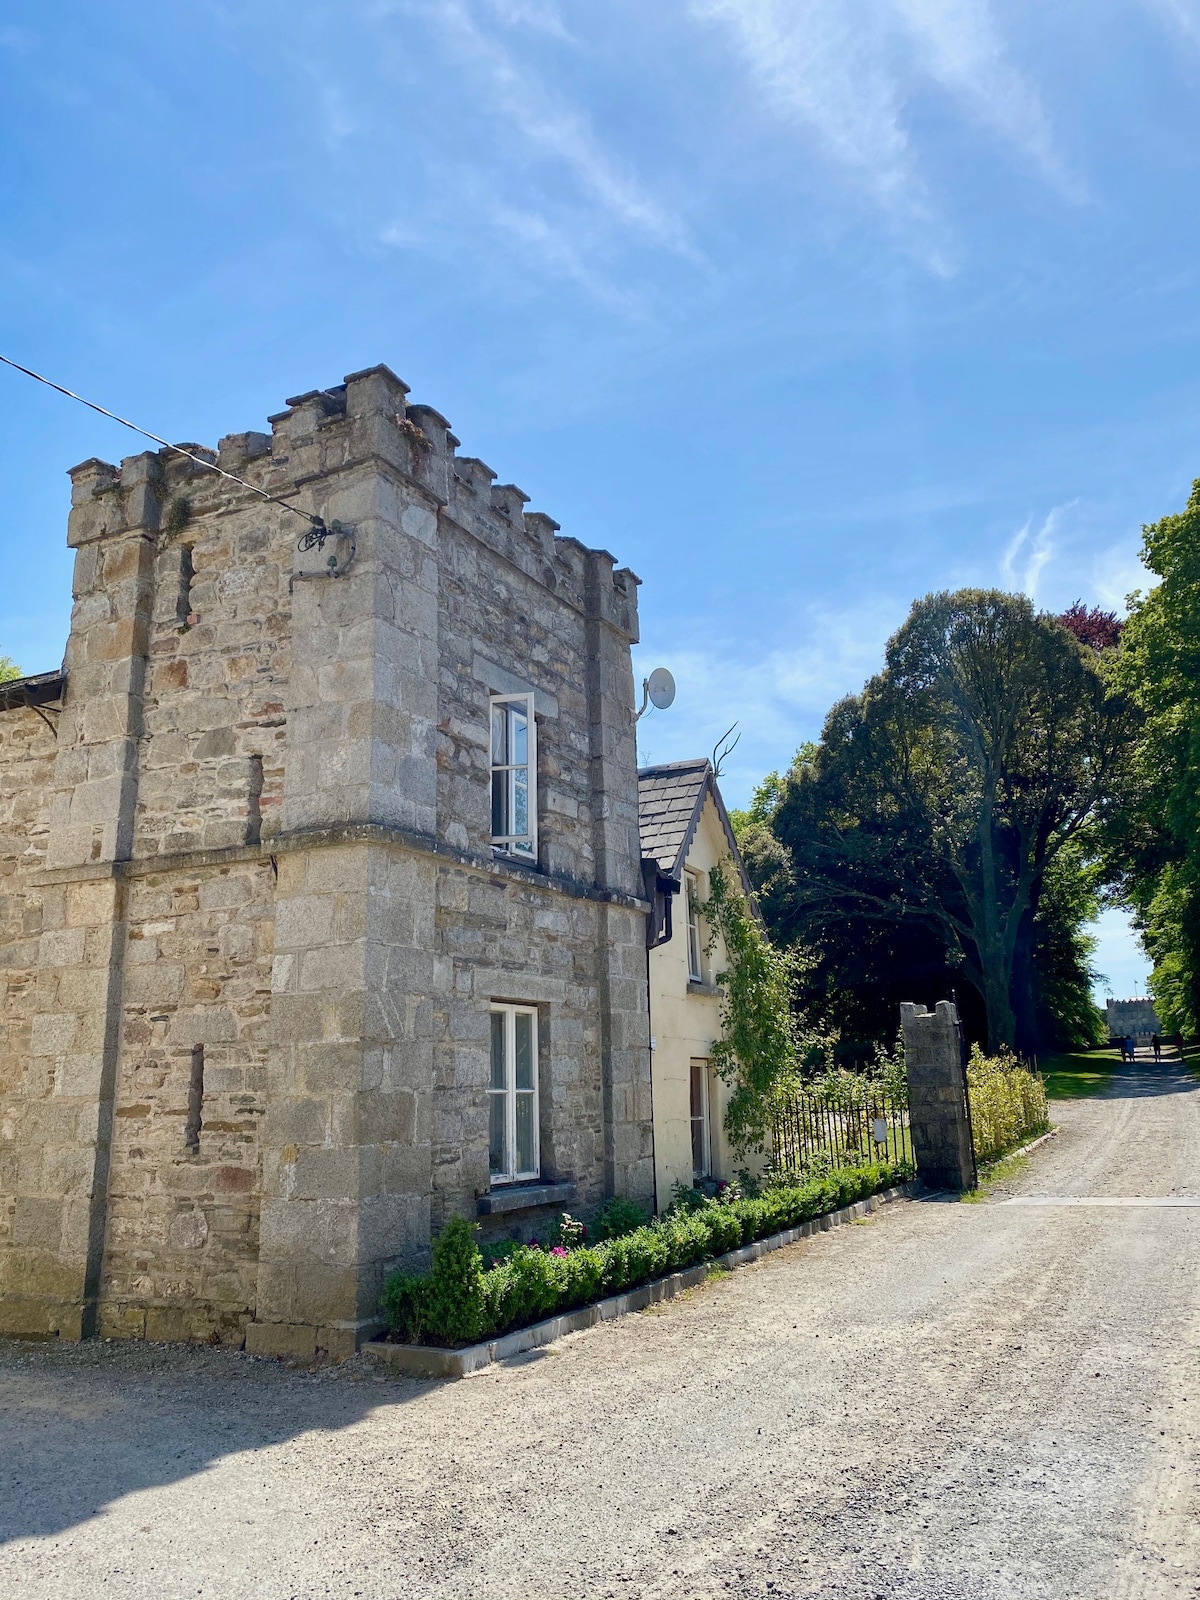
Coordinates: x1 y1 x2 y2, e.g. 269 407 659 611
0 365 656 1359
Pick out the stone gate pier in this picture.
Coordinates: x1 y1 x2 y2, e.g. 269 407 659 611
900 1000 977 1192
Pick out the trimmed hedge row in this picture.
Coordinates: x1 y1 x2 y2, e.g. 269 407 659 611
382 1158 914 1347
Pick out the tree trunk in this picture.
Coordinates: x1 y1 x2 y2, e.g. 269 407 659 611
978 935 1017 1051
1011 909 1040 1058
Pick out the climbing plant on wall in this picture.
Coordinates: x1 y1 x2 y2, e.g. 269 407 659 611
705 857 802 1155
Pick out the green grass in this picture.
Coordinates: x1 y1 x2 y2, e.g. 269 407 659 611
1037 1047 1118 1101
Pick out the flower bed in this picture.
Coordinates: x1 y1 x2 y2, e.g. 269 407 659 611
381 1158 914 1348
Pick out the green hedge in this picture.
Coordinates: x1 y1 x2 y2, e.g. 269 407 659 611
381 1159 913 1347
966 1046 1050 1163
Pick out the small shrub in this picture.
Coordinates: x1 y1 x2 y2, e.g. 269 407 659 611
660 1210 712 1269
380 1270 425 1344
700 1202 743 1253
479 1237 524 1269
667 1180 707 1214
485 1245 560 1333
555 1245 605 1309
589 1195 650 1241
423 1216 488 1345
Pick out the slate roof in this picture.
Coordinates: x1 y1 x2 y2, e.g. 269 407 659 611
637 758 754 900
638 759 711 881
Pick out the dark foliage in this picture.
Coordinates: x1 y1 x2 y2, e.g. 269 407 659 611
1059 602 1122 652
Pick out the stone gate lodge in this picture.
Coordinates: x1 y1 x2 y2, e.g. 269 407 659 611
0 366 657 1359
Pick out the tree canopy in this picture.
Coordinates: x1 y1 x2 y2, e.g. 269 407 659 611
1107 480 1200 1034
743 590 1134 1053
0 655 20 685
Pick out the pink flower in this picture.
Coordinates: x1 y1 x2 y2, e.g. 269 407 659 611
550 1246 568 1257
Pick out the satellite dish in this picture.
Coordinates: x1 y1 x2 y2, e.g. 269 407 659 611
647 667 676 711
634 667 677 722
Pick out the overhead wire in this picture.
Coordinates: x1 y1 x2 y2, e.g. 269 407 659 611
0 353 326 532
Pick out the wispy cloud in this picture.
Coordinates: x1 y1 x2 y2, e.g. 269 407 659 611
486 203 646 310
689 0 1079 249
1146 0 1200 45
1000 503 1073 599
481 0 571 37
893 0 1078 194
692 0 922 213
393 0 695 259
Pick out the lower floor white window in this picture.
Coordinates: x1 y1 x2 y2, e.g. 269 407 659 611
490 1004 540 1183
690 1058 711 1180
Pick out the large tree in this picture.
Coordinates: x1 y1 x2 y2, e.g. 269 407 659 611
0 654 19 684
753 590 1134 1053
1108 481 1200 1035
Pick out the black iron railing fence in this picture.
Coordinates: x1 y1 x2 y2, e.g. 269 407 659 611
771 1079 911 1179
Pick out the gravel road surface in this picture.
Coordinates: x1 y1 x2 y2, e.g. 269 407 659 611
3 1054 1199 1600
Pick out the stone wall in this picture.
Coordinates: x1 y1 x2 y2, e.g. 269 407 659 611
0 363 655 1354
0 702 66 1333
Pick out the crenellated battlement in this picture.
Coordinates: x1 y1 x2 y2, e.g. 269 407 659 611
65 364 638 624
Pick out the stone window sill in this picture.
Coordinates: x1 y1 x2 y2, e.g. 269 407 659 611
687 979 719 997
477 1180 576 1216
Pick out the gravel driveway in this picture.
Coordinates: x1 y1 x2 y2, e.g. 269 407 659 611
3 1054 1199 1600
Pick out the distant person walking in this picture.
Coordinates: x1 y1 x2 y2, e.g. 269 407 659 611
1125 1035 1136 1064
1152 1033 1162 1063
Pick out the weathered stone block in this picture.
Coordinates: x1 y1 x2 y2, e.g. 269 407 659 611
245 1320 317 1360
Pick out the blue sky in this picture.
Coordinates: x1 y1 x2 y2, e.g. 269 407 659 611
5 1 1199 999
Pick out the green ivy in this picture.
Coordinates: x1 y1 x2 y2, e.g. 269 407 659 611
704 858 803 1154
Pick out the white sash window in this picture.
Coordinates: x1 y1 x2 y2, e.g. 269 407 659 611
490 694 537 859
489 1004 540 1183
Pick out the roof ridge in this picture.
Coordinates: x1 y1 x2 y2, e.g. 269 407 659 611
636 757 711 777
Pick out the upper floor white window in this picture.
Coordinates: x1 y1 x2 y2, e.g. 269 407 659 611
685 870 704 982
490 694 536 860
489 1003 540 1183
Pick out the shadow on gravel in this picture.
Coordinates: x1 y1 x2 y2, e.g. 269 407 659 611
0 1337 420 1547
1102 1056 1200 1100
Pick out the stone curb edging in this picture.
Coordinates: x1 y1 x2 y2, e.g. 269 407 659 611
983 1126 1058 1169
1014 1127 1057 1158
363 1180 920 1381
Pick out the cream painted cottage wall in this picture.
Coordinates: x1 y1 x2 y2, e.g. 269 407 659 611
648 793 744 1205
